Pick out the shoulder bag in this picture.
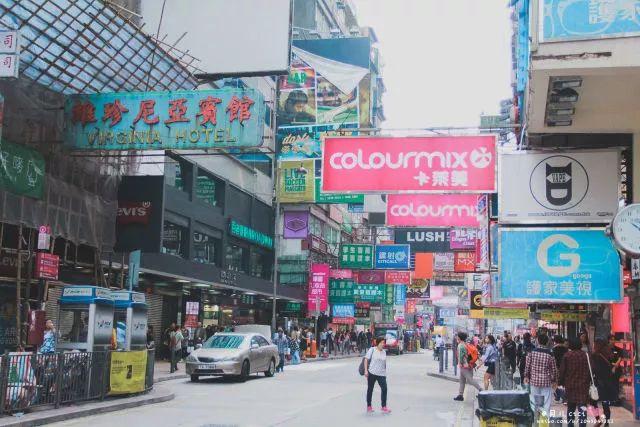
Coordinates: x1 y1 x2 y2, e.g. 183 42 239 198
358 348 373 376
586 352 599 401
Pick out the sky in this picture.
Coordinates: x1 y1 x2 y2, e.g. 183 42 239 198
352 0 513 130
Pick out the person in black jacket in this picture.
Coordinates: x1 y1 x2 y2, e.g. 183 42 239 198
592 338 618 425
502 333 517 375
517 332 534 380
552 335 568 403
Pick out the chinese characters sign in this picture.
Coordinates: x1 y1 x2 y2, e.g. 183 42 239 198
339 244 374 269
328 279 355 304
385 271 411 285
229 220 273 249
322 135 496 193
386 194 480 227
499 229 622 302
450 228 478 250
374 245 411 270
307 263 329 313
393 284 406 306
0 141 45 199
332 303 355 318
64 89 265 150
34 253 59 280
353 284 385 303
0 31 20 78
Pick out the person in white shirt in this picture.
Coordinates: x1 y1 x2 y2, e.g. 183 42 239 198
435 334 445 360
364 338 391 414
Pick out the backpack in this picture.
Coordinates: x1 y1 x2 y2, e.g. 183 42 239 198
466 343 479 367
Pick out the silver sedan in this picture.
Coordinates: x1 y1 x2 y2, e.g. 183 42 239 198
185 332 279 382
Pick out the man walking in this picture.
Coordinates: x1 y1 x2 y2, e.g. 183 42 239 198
434 334 444 360
454 332 482 401
524 334 557 417
273 328 289 373
169 325 183 373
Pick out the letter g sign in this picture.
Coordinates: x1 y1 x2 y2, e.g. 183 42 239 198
536 234 580 277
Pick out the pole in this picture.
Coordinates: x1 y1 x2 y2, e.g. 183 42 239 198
16 224 23 349
271 157 280 334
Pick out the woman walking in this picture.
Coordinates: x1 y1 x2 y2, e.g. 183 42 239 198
481 334 498 390
559 337 592 427
364 338 391 414
290 327 301 365
592 338 617 426
39 320 57 354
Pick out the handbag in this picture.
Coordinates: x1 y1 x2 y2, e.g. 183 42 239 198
586 352 599 401
358 349 373 376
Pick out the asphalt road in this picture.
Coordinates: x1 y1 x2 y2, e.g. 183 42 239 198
51 352 473 427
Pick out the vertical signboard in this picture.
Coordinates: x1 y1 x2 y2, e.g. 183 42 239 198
308 263 329 313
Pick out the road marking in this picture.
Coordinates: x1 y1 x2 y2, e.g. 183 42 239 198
283 362 344 371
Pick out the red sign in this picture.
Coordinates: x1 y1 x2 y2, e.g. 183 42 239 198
386 194 480 227
307 263 329 313
332 317 355 325
322 135 496 193
330 269 353 279
117 201 152 225
384 271 411 285
34 253 59 280
356 270 385 284
454 252 476 272
406 299 418 314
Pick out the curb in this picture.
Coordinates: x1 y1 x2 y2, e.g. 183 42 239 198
154 373 189 383
427 372 459 383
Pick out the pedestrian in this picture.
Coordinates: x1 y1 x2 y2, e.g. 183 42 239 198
146 325 155 350
290 327 300 364
320 329 328 356
592 338 617 425
163 322 175 360
552 335 568 403
518 332 535 382
481 334 498 390
299 328 308 361
194 322 206 348
453 332 482 401
181 325 189 359
273 328 289 372
580 332 590 353
434 334 444 360
169 324 183 373
523 334 557 417
364 337 391 414
39 319 56 354
502 333 517 376
559 337 591 427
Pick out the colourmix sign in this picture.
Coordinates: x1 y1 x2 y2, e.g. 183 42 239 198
321 135 496 193
386 194 480 227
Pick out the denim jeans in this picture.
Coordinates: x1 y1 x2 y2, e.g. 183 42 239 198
277 353 285 372
529 385 553 416
292 350 300 364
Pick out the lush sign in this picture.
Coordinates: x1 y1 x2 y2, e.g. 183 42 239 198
339 244 374 269
64 89 265 150
0 141 45 199
229 220 273 249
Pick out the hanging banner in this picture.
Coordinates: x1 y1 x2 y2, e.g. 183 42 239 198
384 271 411 285
374 244 411 270
386 194 480 227
450 228 478 250
339 244 374 269
279 160 315 203
322 135 496 193
356 270 385 285
328 279 355 304
499 150 619 224
454 252 476 272
394 228 451 252
0 141 45 199
307 263 330 313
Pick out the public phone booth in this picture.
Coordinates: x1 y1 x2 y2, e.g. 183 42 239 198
111 291 148 351
57 285 114 351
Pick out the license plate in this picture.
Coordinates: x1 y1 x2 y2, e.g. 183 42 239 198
198 364 215 370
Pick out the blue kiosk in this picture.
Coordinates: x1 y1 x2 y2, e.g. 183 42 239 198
57 285 114 351
111 291 148 351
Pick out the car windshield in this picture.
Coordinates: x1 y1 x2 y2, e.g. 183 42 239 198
384 330 398 340
204 335 245 349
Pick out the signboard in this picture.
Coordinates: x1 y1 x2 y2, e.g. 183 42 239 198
34 253 59 280
386 194 480 227
450 228 478 250
37 225 51 251
384 271 411 285
0 31 20 54
0 54 18 78
307 264 329 313
0 141 45 199
499 151 619 224
438 308 457 318
356 270 385 285
117 201 152 225
394 228 451 252
65 89 265 150
279 160 315 203
339 244 374 269
499 229 622 302
539 311 587 322
353 284 385 303
277 127 322 160
355 302 370 319
332 303 355 318
483 308 530 320
476 219 490 271
434 252 454 271
407 279 430 298
330 269 353 279
542 0 640 41
315 178 364 204
328 279 355 304
406 299 418 314
283 211 309 239
393 284 407 306
454 252 476 272
127 250 141 290
108 350 148 395
229 220 273 249
470 290 483 318
632 259 640 280
322 135 497 193
434 271 465 287
490 222 498 268
374 245 411 270
284 302 302 313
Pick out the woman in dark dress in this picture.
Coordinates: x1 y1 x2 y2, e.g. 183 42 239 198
592 338 618 425
559 337 591 427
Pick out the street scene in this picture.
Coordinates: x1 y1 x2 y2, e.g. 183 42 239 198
2 0 640 426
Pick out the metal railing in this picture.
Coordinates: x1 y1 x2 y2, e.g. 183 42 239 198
0 350 155 415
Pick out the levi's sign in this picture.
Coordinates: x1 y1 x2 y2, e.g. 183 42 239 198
386 194 480 227
321 136 496 193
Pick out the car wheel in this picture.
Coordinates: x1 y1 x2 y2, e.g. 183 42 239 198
264 358 275 377
190 374 199 382
238 360 250 382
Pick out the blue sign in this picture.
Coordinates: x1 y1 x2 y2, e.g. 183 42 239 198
499 229 621 302
332 303 355 318
393 285 406 306
374 245 411 270
127 250 141 291
543 0 640 41
64 89 265 150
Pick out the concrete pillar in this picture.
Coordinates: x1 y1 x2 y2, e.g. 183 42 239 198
633 133 640 203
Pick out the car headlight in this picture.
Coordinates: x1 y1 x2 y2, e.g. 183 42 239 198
218 356 238 362
186 354 198 362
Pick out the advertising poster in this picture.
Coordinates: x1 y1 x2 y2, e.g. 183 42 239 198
283 211 309 239
277 128 322 160
278 67 316 90
316 76 358 125
109 350 148 395
454 252 476 272
384 271 411 285
330 269 353 279
322 135 496 193
499 229 622 302
434 252 454 271
307 263 330 313
279 160 315 203
450 228 478 250
332 303 355 318
374 244 411 270
407 279 430 298
277 89 317 127
386 194 480 227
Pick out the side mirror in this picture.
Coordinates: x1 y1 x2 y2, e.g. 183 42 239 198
251 343 259 349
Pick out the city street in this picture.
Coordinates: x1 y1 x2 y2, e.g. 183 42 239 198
50 352 472 427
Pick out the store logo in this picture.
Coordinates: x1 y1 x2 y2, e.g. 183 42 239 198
470 147 493 168
117 201 152 225
530 156 588 211
536 234 580 277
389 203 476 218
285 217 307 233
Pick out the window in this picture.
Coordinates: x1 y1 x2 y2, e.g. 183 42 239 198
225 243 247 272
166 157 189 192
309 215 322 237
250 250 272 280
192 231 221 266
257 336 270 346
196 170 224 207
162 221 188 258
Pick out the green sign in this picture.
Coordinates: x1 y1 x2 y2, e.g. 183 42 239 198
196 174 217 206
480 115 504 128
339 244 373 269
240 294 254 305
315 178 364 204
383 306 394 322
229 220 273 249
353 284 385 303
0 141 45 199
328 279 355 304
284 301 302 312
384 284 394 306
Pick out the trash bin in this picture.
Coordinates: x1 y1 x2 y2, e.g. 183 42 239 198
475 390 533 427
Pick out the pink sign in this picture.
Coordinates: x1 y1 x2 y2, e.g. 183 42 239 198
322 136 496 193
307 263 329 313
329 269 353 279
386 194 480 227
450 228 478 250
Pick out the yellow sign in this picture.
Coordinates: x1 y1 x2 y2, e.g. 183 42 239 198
109 350 148 395
278 160 315 203
483 308 529 320
470 309 484 319
539 311 587 322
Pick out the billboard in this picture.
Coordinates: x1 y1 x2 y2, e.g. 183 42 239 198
386 194 480 227
454 252 476 272
385 271 411 285
374 245 411 270
278 160 315 203
328 279 354 304
140 0 291 76
332 303 355 318
321 135 496 193
283 211 309 239
499 150 619 224
339 244 374 269
65 89 265 150
308 263 329 313
499 229 622 302
450 228 478 250
394 228 451 252
356 270 386 285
